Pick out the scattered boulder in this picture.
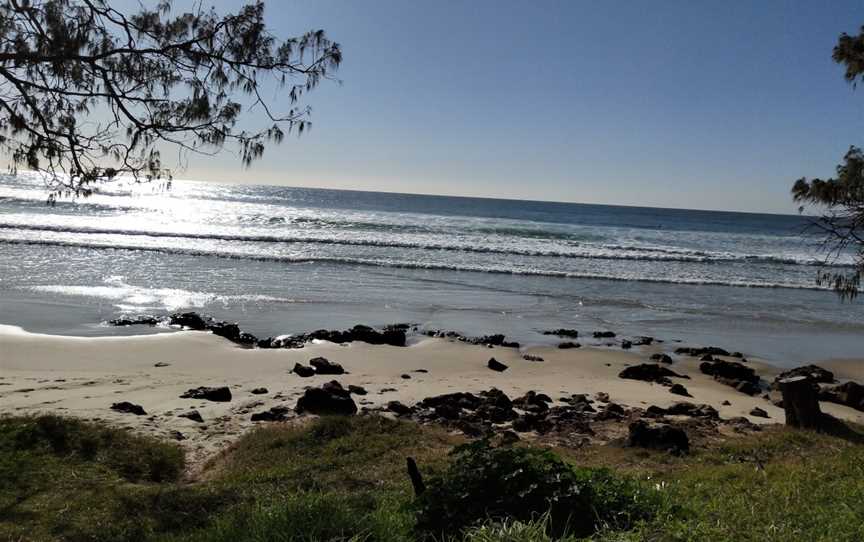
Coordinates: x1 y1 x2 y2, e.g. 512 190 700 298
109 315 161 326
543 329 579 338
170 431 186 441
295 381 357 415
819 381 864 412
473 334 520 348
665 402 719 419
387 401 413 416
250 387 268 395
522 354 544 362
675 346 730 357
180 386 232 402
558 342 580 349
749 407 770 418
110 402 146 416
775 365 835 385
650 353 673 364
179 410 204 423
619 364 689 386
632 336 654 346
699 360 760 395
348 385 368 395
169 312 209 330
153 362 171 367
593 331 616 338
292 363 316 377
401 374 412 379
251 405 292 422
309 357 345 375
669 383 691 397
487 358 509 372
513 391 551 413
621 340 632 350
626 420 689 455
595 402 626 420
595 392 610 403
721 400 731 406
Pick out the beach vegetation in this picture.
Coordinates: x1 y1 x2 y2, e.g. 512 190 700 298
3 414 864 541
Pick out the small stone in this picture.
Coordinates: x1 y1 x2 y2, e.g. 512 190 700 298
179 410 204 423
110 402 146 416
749 407 770 418
250 388 268 395
153 362 171 367
292 363 315 377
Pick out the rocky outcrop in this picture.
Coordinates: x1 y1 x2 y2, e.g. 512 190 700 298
251 405 292 422
626 420 689 455
111 402 146 415
819 381 864 412
261 324 407 349
109 315 161 326
179 410 204 423
309 357 345 375
775 365 835 385
669 383 691 397
675 346 731 357
292 363 316 377
699 360 760 395
295 381 357 415
543 329 579 338
619 364 689 386
180 386 232 402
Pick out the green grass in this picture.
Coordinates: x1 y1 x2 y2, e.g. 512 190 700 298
2 414 864 541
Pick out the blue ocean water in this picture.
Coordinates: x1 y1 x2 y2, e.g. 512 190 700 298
0 173 861 364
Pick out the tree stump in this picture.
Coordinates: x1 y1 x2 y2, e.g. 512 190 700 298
778 375 823 430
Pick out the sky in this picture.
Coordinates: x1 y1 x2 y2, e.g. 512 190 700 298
118 1 864 212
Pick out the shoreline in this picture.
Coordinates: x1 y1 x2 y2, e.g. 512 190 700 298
4 322 864 470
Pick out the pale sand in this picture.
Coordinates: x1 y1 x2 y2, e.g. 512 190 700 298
2 325 863 467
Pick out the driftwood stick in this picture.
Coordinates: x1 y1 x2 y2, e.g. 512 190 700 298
406 457 425 496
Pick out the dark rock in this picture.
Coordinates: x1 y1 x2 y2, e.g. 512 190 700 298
621 340 633 350
619 364 688 385
731 352 744 358
401 374 412 379
596 392 610 402
209 321 242 342
699 360 759 384
512 413 553 433
473 334 520 348
775 365 835 385
665 402 719 419
387 401 413 416
179 410 204 423
700 354 715 362
498 430 521 445
626 420 689 455
413 369 429 373
558 341 580 349
593 331 616 338
419 392 481 410
170 431 186 441
675 346 731 357
522 354 544 362
169 312 209 330
109 315 161 326
645 405 668 418
633 336 654 346
475 404 518 423
749 407 770 418
434 403 463 420
650 353 673 364
595 402 626 420
543 329 579 338
347 385 368 395
487 358 508 372
669 383 691 397
721 400 731 406
111 402 146 415
819 381 864 412
309 357 345 375
292 363 316 377
295 382 357 415
250 387 268 395
513 391 551 413
180 386 232 402
734 380 761 396
153 362 171 367
479 388 513 409
251 405 292 422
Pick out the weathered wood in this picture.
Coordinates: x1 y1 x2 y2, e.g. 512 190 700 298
406 457 425 496
778 375 823 430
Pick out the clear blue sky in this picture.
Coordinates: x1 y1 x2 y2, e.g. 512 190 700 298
165 1 864 213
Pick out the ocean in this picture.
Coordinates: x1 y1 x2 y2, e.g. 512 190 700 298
0 173 861 365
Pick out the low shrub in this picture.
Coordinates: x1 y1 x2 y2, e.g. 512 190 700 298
414 440 658 539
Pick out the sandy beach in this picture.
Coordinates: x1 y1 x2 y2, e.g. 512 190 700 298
3 324 863 469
